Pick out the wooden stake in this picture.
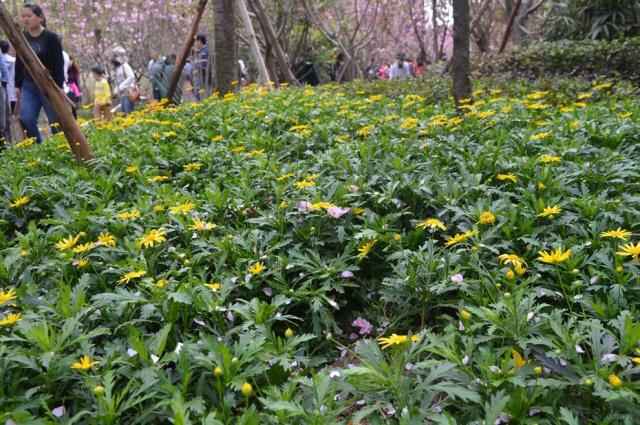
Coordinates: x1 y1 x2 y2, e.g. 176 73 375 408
0 4 93 162
166 0 209 104
237 0 270 86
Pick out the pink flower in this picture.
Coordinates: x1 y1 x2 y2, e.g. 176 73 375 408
450 273 464 283
327 206 351 219
297 201 312 213
352 317 373 335
341 271 354 279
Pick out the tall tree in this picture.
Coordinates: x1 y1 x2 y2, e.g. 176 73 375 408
213 0 237 94
452 0 471 105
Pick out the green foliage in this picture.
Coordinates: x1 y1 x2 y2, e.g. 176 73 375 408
0 77 639 423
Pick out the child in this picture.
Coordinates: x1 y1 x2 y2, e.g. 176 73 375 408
91 65 112 122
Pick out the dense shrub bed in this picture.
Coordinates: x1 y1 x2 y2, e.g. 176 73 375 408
1 78 640 423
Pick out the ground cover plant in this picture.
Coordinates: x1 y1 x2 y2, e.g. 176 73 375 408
1 77 640 424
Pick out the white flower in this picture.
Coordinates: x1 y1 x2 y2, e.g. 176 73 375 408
601 353 618 364
462 355 470 365
329 370 341 379
174 342 183 354
52 406 65 418
575 344 585 354
127 348 138 357
150 354 160 364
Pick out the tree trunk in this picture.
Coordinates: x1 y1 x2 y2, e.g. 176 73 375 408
237 0 270 85
250 0 299 85
431 0 439 61
0 3 93 162
167 0 209 104
213 0 237 95
498 0 522 53
452 0 472 105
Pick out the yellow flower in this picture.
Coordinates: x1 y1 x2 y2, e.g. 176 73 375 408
148 175 170 183
205 282 222 292
356 125 374 137
479 211 496 225
295 179 316 190
539 154 561 164
445 230 476 247
527 91 549 100
530 132 551 141
514 262 527 276
631 357 640 365
574 102 587 108
417 218 447 231
56 233 84 251
285 328 294 338
125 165 139 174
357 240 377 260
155 279 169 289
72 242 96 254
537 248 572 265
310 201 335 211
183 162 203 172
118 270 146 285
608 373 622 388
400 117 418 130
71 355 98 371
618 112 632 119
460 309 471 321
537 205 562 219
616 243 640 261
211 135 224 142
248 262 265 275
593 82 612 91
241 382 253 397
498 253 525 268
512 350 527 369
577 92 592 100
601 228 632 241
496 173 518 183
377 333 419 349
10 196 31 208
138 229 167 249
170 202 195 216
117 209 141 221
190 218 216 232
276 173 295 182
0 313 22 327
96 232 117 248
0 288 17 306
73 259 89 268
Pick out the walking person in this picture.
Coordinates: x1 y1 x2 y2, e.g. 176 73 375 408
14 4 65 144
111 47 137 115
192 34 209 101
91 66 112 122
65 55 82 118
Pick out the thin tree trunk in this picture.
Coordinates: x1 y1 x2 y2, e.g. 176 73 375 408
432 0 439 61
213 0 237 95
237 0 270 85
250 0 299 85
0 3 93 162
452 0 472 105
498 0 522 53
167 0 208 104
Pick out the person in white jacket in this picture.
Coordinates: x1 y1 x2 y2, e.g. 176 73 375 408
110 47 136 114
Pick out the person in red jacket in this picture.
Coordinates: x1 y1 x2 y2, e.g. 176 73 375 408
14 4 65 144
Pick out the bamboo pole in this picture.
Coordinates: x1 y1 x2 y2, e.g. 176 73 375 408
166 0 209 104
0 4 93 162
237 0 270 85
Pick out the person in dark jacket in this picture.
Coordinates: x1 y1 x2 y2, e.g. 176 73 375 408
14 4 65 144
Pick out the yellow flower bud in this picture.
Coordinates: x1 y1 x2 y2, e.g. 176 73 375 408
608 373 622 388
285 328 294 338
506 269 515 280
241 382 253 397
534 366 542 376
214 367 223 377
93 385 105 396
460 309 471 321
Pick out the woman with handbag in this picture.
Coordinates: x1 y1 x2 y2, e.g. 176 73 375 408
111 47 137 115
14 4 65 144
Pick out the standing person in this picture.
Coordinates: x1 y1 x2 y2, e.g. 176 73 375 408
91 66 112 122
389 52 413 81
193 34 208 101
0 51 8 146
0 41 16 115
14 4 65 144
149 55 166 101
111 47 136 115
65 57 82 118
